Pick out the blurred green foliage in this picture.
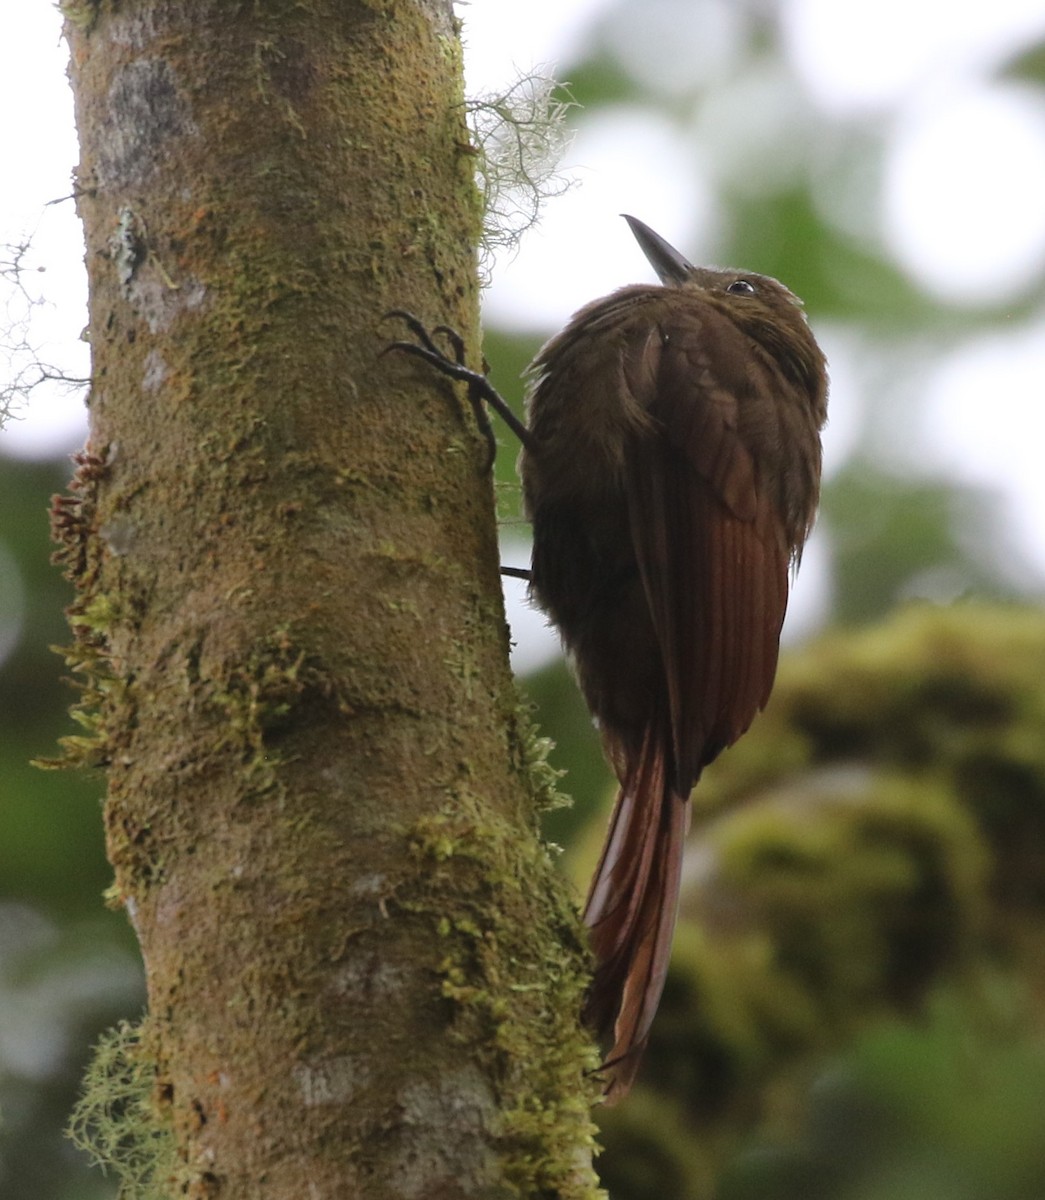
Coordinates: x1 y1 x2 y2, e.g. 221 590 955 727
719 1001 1045 1200
594 605 1045 1197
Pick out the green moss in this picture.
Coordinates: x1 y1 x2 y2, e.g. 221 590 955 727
36 631 124 771
408 784 604 1199
214 628 304 731
510 688 571 818
72 592 125 633
40 450 127 772
204 626 349 801
702 771 988 1045
59 0 100 33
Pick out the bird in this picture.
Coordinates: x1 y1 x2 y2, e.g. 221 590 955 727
385 215 828 1102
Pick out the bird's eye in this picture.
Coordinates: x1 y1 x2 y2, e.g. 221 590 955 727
727 279 756 296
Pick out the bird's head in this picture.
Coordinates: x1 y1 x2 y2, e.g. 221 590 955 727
622 214 826 401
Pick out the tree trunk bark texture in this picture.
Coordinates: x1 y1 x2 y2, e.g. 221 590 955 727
59 2 600 1196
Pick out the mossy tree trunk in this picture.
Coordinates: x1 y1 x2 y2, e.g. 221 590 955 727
58 2 600 1196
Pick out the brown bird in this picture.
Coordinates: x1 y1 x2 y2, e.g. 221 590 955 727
386 215 828 1102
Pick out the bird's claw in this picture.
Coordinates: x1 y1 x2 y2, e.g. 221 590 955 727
382 311 500 471
381 311 478 380
382 309 535 468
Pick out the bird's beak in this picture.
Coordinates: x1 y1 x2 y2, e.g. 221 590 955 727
622 215 694 286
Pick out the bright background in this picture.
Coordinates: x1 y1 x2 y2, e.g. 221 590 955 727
4 0 1045 667
3 2 1045 1197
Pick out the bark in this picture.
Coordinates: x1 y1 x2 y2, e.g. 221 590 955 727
57 2 601 1196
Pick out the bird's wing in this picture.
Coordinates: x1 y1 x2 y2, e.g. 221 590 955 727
620 308 791 791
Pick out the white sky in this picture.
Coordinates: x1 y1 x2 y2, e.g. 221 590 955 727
2 0 1045 668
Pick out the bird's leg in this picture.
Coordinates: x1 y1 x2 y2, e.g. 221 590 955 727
382 310 536 471
383 312 533 582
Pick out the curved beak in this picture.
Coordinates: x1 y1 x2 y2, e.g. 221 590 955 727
622 215 694 286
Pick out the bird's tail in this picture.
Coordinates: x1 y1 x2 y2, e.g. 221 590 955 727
582 723 690 1103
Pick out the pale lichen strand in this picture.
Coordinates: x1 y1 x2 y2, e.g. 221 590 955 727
68 1018 185 1200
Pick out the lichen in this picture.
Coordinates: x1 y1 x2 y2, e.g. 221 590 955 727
67 1019 185 1199
464 73 576 284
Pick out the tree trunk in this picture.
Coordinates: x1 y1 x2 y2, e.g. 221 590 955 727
58 2 601 1195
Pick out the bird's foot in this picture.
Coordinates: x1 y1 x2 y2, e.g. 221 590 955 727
382 310 533 470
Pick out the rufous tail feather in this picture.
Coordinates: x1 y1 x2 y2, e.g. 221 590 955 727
582 722 690 1103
